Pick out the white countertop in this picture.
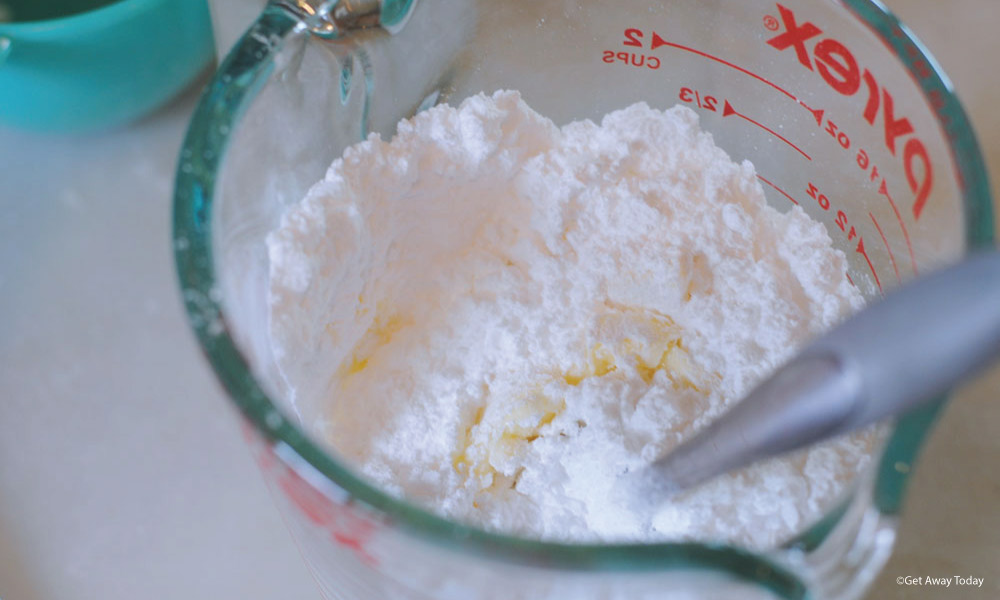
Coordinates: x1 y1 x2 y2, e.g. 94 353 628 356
1 2 997 599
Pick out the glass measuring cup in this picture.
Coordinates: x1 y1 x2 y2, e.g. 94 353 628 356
173 1 993 598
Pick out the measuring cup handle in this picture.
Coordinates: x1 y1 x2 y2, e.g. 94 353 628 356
275 0 416 36
379 0 417 32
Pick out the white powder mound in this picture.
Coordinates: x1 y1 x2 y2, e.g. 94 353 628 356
266 90 871 549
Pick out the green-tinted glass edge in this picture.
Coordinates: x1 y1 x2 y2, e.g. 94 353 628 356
838 0 994 517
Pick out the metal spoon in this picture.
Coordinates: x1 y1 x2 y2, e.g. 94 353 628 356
639 249 1000 497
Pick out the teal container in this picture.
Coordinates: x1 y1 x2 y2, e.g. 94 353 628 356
0 0 214 133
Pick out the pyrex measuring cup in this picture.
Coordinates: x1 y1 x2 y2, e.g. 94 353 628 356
173 1 993 599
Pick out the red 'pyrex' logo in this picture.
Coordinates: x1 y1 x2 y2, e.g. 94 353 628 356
765 3 932 220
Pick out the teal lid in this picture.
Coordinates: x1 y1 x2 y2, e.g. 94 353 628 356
0 0 214 133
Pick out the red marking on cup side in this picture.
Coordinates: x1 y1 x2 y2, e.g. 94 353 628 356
869 212 901 283
757 174 799 205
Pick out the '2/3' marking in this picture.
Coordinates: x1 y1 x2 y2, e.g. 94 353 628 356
678 87 811 161
678 87 718 112
601 22 920 277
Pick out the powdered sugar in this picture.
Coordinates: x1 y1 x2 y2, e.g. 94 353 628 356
266 90 871 548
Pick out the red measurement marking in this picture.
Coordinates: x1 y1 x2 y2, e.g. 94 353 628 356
623 28 643 47
331 522 377 566
756 175 798 205
878 179 918 275
723 100 811 160
846 273 855 286
277 469 378 566
650 31 822 121
869 212 901 283
805 104 825 126
857 238 882 293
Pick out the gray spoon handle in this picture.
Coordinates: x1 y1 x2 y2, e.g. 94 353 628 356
647 250 1000 493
